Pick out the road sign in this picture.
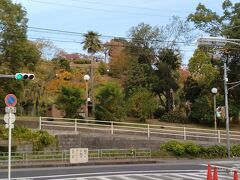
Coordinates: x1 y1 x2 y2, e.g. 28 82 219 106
4 113 16 124
70 148 88 164
5 124 14 129
4 94 17 107
5 107 16 114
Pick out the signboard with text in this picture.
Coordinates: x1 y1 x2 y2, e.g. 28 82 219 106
70 148 88 164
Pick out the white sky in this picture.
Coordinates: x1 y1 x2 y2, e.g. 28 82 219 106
15 0 239 64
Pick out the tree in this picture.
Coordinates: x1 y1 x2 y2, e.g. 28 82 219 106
128 23 160 65
188 96 213 125
82 31 102 117
188 49 219 87
183 76 202 103
188 0 240 37
0 0 40 72
127 88 158 122
95 82 126 121
152 61 179 112
55 86 84 118
188 0 240 123
125 59 151 96
82 31 102 54
107 38 131 78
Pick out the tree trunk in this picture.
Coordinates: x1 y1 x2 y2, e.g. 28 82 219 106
165 89 174 113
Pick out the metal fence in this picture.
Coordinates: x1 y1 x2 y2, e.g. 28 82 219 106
0 149 151 167
40 117 240 143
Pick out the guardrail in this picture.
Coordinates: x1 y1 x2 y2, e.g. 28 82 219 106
39 117 240 143
0 149 151 167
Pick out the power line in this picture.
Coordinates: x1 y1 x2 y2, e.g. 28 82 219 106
28 36 195 53
68 0 191 14
28 26 196 46
27 0 183 18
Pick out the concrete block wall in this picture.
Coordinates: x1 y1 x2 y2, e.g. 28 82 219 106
57 133 164 150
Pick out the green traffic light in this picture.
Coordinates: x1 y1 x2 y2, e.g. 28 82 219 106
15 73 23 80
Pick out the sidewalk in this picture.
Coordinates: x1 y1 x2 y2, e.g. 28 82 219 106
1 157 240 169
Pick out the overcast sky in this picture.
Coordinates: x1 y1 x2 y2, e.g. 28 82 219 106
16 0 239 64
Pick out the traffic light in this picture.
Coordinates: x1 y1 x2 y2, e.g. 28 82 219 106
15 73 35 80
216 106 225 119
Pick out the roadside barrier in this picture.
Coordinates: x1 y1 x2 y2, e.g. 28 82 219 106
39 117 240 144
0 148 151 167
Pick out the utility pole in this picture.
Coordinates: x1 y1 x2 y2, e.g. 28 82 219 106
91 55 95 118
223 56 230 158
198 36 240 159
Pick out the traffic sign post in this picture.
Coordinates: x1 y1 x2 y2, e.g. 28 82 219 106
4 94 17 180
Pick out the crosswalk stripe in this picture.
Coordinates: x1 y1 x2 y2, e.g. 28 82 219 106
168 173 203 180
142 174 165 180
187 172 206 178
146 175 170 180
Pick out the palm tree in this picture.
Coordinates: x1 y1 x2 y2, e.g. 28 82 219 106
82 31 102 118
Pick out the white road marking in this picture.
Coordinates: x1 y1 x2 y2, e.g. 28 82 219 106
141 174 164 180
0 169 204 180
169 173 203 180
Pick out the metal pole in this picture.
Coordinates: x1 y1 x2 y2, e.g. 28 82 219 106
91 55 95 118
85 81 88 119
224 59 230 158
39 116 42 130
213 94 217 130
8 119 12 180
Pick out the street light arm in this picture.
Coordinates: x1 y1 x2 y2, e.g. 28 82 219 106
228 82 240 90
227 80 240 85
197 37 240 47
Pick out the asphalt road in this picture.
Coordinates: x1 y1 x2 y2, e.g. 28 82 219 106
0 160 238 179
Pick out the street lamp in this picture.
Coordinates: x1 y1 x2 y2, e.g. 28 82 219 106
198 36 240 158
83 75 90 119
211 88 218 130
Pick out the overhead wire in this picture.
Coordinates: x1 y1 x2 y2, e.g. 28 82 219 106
28 26 197 46
27 0 183 18
68 0 191 14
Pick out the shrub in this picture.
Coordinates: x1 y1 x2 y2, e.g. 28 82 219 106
0 125 8 140
160 111 188 123
12 126 32 142
184 142 201 156
231 144 240 157
0 145 17 152
172 143 185 156
33 130 56 151
161 140 229 159
205 145 227 158
161 140 185 156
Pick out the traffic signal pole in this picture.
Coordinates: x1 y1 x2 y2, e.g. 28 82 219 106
0 73 35 80
0 74 15 78
223 57 230 158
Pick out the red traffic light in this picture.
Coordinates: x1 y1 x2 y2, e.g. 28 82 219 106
28 74 35 80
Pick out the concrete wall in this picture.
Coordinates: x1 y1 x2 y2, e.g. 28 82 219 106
57 133 167 150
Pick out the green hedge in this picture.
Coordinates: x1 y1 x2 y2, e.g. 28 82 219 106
0 125 56 151
161 140 240 158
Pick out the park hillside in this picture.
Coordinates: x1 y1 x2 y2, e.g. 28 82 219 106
0 0 240 129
